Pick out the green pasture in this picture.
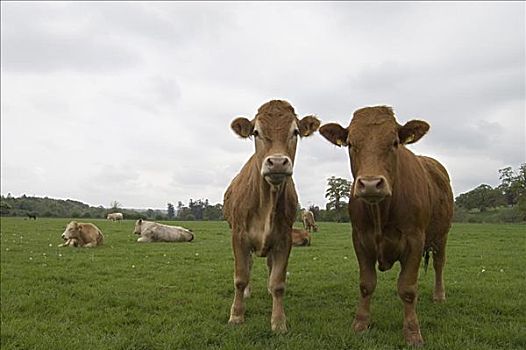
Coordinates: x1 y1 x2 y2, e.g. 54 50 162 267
1 218 525 349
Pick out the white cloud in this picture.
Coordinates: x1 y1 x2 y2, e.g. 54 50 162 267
1 2 524 208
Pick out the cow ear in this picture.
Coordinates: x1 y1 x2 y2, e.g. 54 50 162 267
298 115 320 137
398 120 430 145
231 117 253 138
319 123 348 147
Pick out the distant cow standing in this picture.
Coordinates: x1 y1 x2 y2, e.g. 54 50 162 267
223 100 319 332
26 213 37 220
301 210 318 232
107 212 123 222
291 228 311 247
59 221 104 248
133 219 194 242
319 106 453 346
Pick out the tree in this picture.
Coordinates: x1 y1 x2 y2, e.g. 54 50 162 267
110 200 122 211
325 176 351 211
325 176 351 222
167 203 175 219
455 184 504 212
308 205 320 220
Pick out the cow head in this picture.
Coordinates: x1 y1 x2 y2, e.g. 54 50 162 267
62 221 81 241
319 106 429 204
231 100 320 187
133 219 143 235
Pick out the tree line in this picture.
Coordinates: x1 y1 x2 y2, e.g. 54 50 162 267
454 163 525 223
1 164 524 223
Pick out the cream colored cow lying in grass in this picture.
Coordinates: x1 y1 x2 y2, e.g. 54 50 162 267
133 219 194 243
59 221 104 248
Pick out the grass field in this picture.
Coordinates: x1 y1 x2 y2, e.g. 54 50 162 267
1 218 525 350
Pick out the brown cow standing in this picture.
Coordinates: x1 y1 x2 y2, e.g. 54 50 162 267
302 210 318 232
319 106 453 347
223 100 319 332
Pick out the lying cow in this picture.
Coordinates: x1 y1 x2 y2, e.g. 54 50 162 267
59 221 104 248
301 210 318 232
291 228 311 247
133 219 194 243
223 99 319 332
107 212 123 221
319 106 453 346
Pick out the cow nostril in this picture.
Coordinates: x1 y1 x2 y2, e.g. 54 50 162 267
282 158 289 166
357 179 365 190
267 158 274 166
376 178 384 190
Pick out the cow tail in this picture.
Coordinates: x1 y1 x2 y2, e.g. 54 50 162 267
423 249 430 273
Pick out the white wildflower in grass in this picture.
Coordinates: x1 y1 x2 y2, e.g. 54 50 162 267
481 268 486 273
58 253 62 257
344 256 348 260
195 253 199 256
48 243 53 247
313 257 318 260
500 269 504 273
5 248 9 251
43 253 46 256
29 257 33 260
163 254 167 257
132 265 136 268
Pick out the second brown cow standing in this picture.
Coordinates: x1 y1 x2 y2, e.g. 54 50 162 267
320 106 453 347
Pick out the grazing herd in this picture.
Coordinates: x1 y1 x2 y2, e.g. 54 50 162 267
53 100 453 346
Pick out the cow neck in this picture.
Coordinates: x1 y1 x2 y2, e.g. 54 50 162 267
259 177 287 221
365 197 392 237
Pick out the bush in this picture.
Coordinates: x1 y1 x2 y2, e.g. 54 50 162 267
498 207 524 223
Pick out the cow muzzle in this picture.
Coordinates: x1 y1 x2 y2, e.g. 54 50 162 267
354 176 391 204
261 155 293 185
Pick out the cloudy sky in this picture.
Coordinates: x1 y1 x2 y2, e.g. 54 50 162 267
1 2 524 210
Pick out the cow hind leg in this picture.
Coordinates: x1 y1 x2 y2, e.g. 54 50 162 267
229 241 251 325
243 254 253 299
268 247 291 333
432 246 446 302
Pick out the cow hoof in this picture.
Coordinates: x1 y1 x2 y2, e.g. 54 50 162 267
404 328 424 347
433 293 446 303
405 333 424 347
352 318 370 333
228 315 244 325
271 319 287 333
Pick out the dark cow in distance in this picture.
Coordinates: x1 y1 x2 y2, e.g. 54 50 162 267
223 100 319 332
319 106 453 346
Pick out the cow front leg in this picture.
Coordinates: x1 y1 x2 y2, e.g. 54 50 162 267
268 246 291 333
351 232 377 333
352 254 377 332
228 239 251 325
398 247 424 347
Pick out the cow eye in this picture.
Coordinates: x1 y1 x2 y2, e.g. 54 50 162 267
392 139 399 148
